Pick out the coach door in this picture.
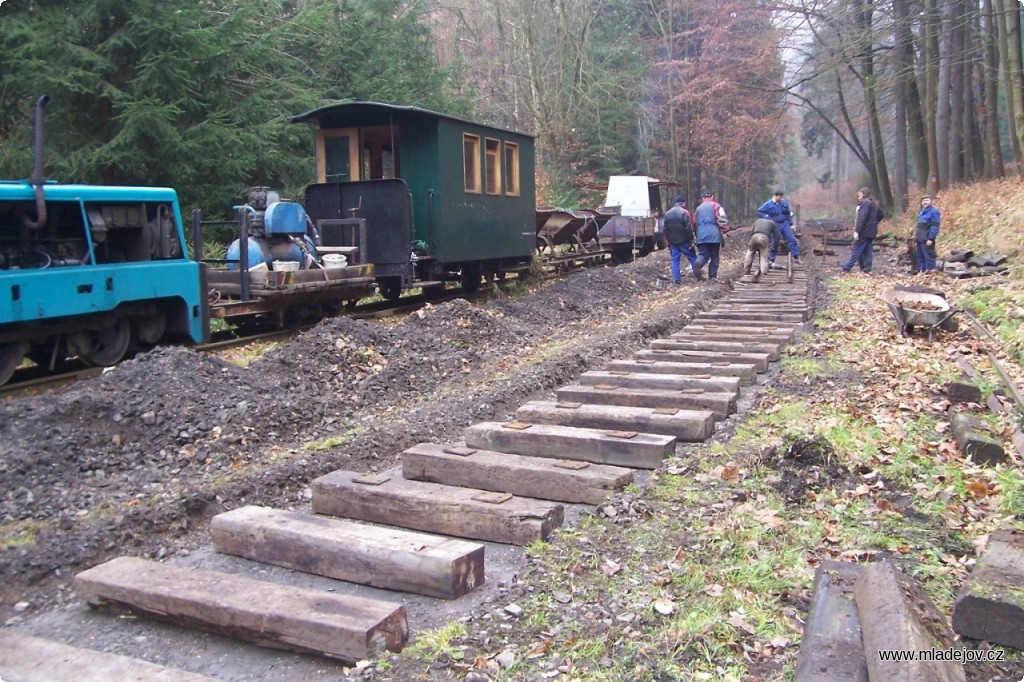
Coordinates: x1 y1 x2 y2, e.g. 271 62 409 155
317 128 359 183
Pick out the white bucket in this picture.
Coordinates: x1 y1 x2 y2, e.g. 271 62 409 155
272 260 299 272
322 254 348 268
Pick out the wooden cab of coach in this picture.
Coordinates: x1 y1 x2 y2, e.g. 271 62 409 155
290 101 536 298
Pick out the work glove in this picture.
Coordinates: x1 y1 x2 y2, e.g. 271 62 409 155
854 232 859 240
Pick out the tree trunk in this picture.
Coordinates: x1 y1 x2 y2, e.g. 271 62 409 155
964 9 986 180
995 0 1024 173
896 0 930 193
858 0 892 208
892 0 915 211
667 0 678 182
923 0 942 193
937 0 954 186
982 0 1005 178
1005 0 1024 169
948 0 965 183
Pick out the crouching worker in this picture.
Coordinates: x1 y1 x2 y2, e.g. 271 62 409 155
745 218 780 282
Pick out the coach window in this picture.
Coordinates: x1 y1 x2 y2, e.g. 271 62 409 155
317 128 360 183
463 134 481 194
504 142 520 197
484 139 501 195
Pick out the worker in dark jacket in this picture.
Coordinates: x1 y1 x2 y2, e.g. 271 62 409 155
692 191 729 280
757 190 799 265
663 195 697 284
840 187 881 273
915 195 941 273
745 218 780 282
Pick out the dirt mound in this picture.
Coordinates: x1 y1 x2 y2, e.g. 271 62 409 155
771 435 853 504
0 244 744 606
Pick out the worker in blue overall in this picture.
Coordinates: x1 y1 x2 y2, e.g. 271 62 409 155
692 191 729 280
758 190 799 266
915 195 941 273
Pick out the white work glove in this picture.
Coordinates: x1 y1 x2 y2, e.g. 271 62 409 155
853 232 859 240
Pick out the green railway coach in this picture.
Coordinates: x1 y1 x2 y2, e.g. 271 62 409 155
289 101 536 300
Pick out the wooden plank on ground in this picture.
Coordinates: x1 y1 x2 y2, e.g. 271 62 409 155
580 370 741 394
74 556 408 663
605 358 757 384
211 505 484 599
952 524 1024 650
464 420 675 469
556 384 735 418
635 348 770 373
671 328 793 342
729 293 809 301
854 559 965 682
695 310 808 323
402 442 632 505
794 561 869 682
950 412 1006 465
683 323 799 342
515 400 715 441
0 631 218 682
312 469 563 546
650 338 781 361
713 305 810 316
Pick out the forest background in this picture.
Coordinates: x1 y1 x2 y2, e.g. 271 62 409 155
0 0 1022 219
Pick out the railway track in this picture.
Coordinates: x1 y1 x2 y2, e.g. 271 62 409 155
0 279 516 399
0 261 816 678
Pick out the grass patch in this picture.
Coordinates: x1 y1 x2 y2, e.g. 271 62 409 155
403 621 468 662
217 340 283 367
0 519 47 551
777 354 844 378
959 283 1024 363
303 425 366 452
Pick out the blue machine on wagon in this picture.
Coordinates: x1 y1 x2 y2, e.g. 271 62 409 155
198 184 377 328
0 96 208 385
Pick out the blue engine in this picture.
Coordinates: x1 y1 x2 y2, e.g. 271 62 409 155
227 188 318 271
0 96 208 385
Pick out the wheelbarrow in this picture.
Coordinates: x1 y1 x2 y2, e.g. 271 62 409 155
882 289 958 341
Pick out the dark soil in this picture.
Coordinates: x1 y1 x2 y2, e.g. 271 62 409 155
4 236 1015 681
770 435 856 505
0 244 736 615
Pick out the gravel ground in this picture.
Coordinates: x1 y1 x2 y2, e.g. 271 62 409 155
7 236 1014 681
0 240 752 672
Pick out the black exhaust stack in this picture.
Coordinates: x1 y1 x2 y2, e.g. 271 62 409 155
22 94 50 229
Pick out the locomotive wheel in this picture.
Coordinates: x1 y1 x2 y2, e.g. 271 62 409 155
0 341 28 386
72 318 132 367
461 267 481 294
379 278 402 302
133 312 167 345
637 237 654 257
422 283 445 301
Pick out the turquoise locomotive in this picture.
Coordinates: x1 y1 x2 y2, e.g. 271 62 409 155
0 97 207 385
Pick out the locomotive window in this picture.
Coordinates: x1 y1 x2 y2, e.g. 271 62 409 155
504 143 520 197
484 139 501 195
463 134 481 194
